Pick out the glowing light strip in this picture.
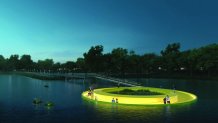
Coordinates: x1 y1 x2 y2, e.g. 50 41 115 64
82 87 197 105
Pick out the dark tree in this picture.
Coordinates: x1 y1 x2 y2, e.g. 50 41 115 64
19 55 33 71
0 55 6 71
76 58 85 72
7 54 19 71
83 45 104 72
161 43 181 72
37 59 54 72
62 61 76 72
111 47 128 76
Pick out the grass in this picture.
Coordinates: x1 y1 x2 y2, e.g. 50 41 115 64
109 89 163 95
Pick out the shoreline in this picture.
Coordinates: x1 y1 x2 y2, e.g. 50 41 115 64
0 71 218 81
0 72 66 80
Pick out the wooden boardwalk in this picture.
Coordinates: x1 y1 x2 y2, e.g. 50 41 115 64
29 72 140 87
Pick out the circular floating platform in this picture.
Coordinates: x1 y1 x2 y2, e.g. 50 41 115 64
82 87 197 105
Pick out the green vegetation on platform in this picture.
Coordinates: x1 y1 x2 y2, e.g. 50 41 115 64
109 89 163 95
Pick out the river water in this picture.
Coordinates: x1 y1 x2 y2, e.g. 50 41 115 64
0 74 218 123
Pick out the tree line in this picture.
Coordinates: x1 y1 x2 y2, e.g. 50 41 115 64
0 43 218 78
83 43 218 78
0 54 83 73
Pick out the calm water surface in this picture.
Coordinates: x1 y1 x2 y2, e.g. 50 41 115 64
0 74 218 123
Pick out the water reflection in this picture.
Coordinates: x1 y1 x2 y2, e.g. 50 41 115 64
82 99 197 122
0 74 217 123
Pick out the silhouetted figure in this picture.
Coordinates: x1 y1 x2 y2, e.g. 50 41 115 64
166 95 170 104
116 98 118 103
112 98 115 103
163 97 166 104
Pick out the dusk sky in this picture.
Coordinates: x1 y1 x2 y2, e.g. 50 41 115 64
0 0 217 62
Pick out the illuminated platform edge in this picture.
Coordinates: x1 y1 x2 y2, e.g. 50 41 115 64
82 87 197 105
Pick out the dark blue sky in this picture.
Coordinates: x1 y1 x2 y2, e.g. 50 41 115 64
0 0 217 62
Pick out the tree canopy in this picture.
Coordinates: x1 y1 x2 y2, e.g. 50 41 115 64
0 43 217 78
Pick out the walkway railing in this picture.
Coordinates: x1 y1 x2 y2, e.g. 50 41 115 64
27 72 140 87
94 74 141 87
